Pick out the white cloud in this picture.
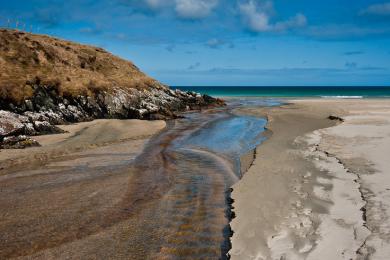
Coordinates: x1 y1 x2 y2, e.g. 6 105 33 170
239 0 271 31
175 0 219 19
140 0 219 19
360 2 390 16
239 0 307 32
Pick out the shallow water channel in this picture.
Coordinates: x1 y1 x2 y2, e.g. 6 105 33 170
128 99 272 259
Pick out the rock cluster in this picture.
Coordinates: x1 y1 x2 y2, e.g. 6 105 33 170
0 84 224 149
0 135 40 149
0 110 64 149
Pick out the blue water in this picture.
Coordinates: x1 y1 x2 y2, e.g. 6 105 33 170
184 114 266 158
173 86 390 98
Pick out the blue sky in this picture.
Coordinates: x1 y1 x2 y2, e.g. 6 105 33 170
1 0 390 86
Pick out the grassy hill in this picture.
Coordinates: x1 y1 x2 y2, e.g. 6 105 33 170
0 29 164 104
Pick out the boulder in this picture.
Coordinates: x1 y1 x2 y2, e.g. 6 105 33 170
0 111 29 138
33 121 65 135
0 135 40 149
24 123 37 136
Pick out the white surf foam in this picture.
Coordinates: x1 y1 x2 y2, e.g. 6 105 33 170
321 96 363 99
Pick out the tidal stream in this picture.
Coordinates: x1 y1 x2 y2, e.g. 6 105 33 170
127 99 270 259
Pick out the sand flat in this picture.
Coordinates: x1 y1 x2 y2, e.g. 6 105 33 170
230 99 390 260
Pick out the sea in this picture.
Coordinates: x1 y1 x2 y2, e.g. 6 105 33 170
173 86 390 98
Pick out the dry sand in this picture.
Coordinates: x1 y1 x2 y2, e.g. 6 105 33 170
230 99 390 260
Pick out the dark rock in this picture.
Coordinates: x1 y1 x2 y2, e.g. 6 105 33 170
33 121 65 135
328 115 344 122
25 100 34 111
24 123 37 136
0 135 40 149
43 110 66 125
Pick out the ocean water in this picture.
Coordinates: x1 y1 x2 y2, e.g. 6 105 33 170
173 86 390 98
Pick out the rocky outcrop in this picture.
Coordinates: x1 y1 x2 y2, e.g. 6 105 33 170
0 85 224 148
1 82 223 120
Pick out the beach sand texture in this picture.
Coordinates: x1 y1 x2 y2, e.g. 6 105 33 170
0 119 166 259
230 99 390 260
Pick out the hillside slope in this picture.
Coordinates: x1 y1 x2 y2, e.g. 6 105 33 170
0 29 165 103
0 29 223 148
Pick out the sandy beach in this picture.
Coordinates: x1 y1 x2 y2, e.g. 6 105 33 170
0 119 166 259
230 99 390 260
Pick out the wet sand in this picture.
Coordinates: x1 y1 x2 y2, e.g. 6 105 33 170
0 119 166 171
0 119 166 259
230 99 390 260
